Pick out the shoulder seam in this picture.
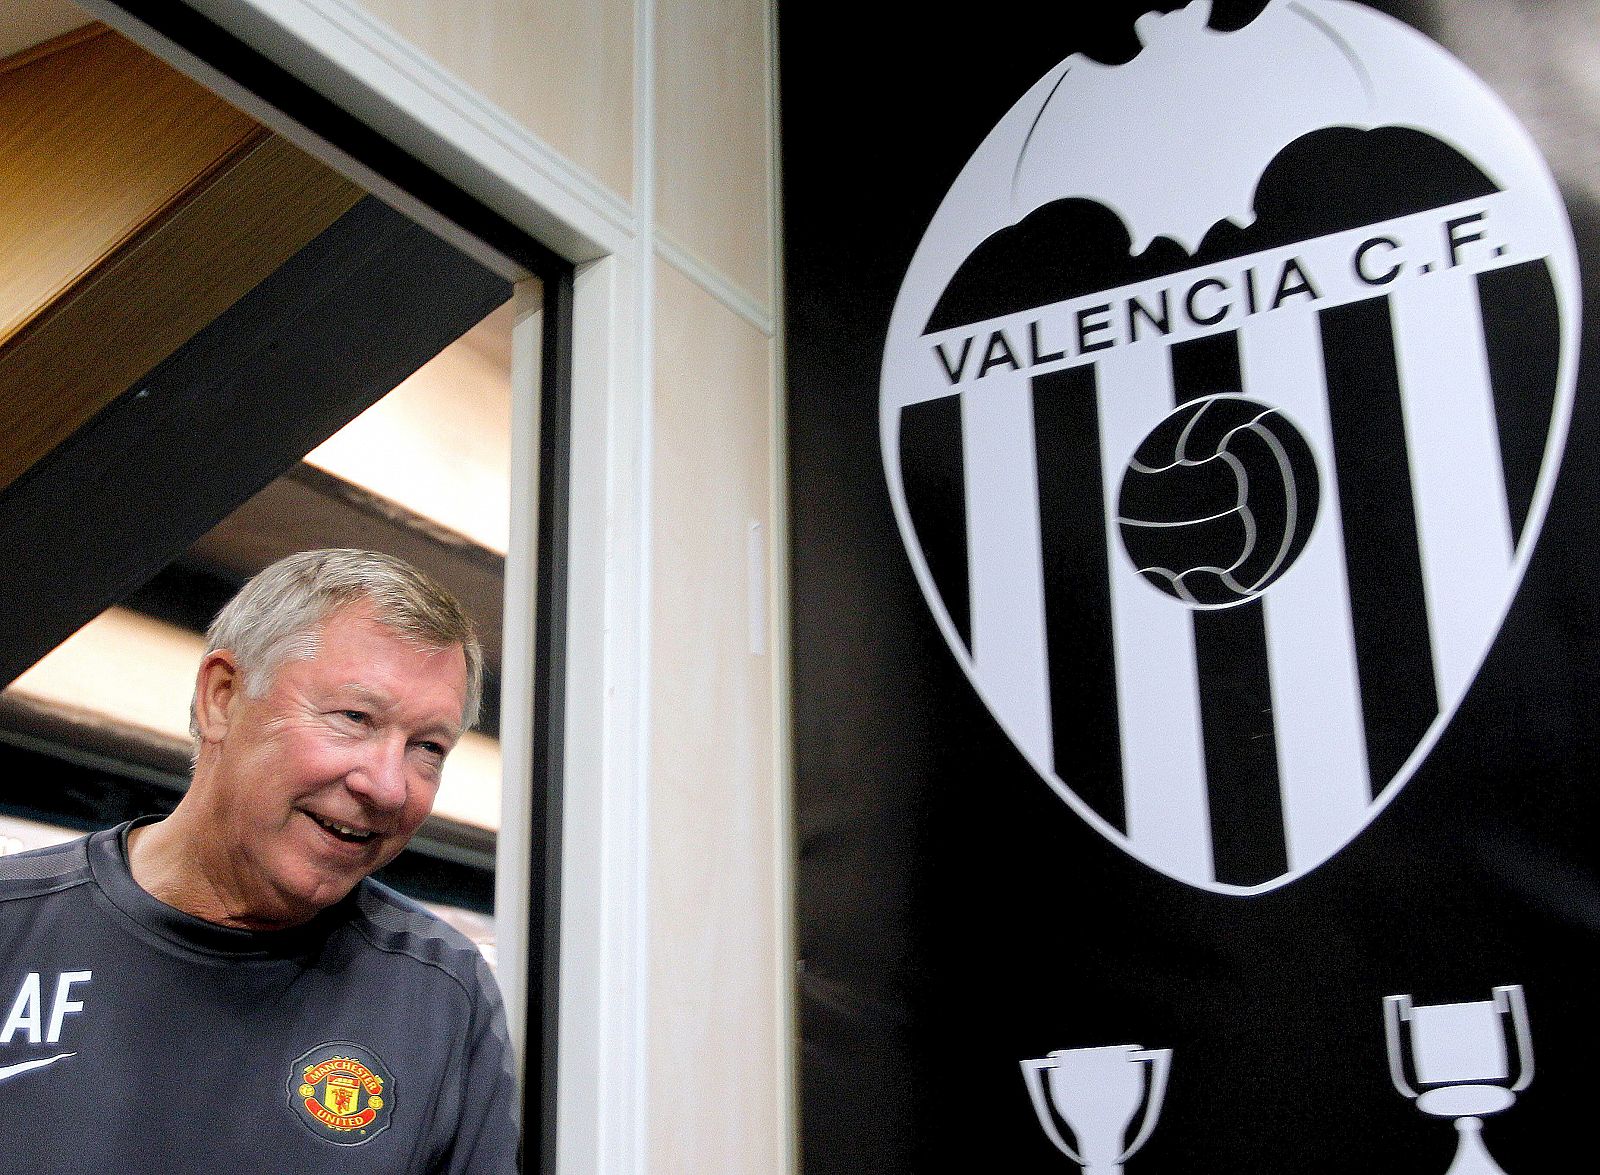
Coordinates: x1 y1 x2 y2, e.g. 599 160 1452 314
0 873 94 905
349 917 482 1007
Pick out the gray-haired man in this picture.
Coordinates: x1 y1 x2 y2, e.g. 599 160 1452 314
0 549 518 1172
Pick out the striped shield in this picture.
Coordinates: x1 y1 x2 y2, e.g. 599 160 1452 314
880 0 1580 893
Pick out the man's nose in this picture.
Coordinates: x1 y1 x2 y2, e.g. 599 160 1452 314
348 737 409 811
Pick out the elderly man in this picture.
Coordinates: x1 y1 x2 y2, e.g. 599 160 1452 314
0 549 518 1172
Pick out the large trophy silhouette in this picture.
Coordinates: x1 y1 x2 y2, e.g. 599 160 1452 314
1021 1044 1171 1174
1383 984 1534 1175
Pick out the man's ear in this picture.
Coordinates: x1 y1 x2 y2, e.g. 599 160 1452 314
194 650 243 743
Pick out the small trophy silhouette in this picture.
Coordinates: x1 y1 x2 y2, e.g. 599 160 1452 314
1383 984 1533 1175
1021 1044 1171 1174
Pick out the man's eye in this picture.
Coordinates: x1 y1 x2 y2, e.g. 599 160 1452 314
339 710 369 725
416 741 448 758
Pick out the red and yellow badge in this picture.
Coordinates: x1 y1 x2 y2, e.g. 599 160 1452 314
287 1041 395 1146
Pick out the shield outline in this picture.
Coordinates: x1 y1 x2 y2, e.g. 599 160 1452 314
878 0 1581 895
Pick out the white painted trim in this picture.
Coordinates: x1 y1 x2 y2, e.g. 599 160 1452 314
764 2 800 1171
494 280 545 1084
628 3 658 1173
149 0 639 265
557 252 651 1175
654 229 775 338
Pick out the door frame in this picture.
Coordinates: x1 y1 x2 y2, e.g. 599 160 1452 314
79 3 652 1171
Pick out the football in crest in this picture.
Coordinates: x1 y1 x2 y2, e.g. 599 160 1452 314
1117 396 1321 607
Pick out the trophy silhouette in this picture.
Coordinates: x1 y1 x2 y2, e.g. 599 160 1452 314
1021 1044 1171 1174
1383 984 1533 1175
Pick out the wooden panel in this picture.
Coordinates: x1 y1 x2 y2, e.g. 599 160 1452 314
0 18 97 74
347 0 636 201
655 0 773 311
647 261 784 1174
0 27 259 345
0 27 366 493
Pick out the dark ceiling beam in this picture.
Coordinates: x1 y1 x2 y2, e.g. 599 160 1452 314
0 195 511 688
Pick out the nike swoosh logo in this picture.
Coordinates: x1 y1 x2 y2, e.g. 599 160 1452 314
0 1052 75 1082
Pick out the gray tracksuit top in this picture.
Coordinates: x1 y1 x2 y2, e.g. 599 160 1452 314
0 821 518 1172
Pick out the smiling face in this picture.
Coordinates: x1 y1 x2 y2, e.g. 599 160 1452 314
188 599 468 927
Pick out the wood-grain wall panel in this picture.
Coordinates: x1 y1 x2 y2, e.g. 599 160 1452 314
0 30 366 494
655 0 773 312
0 27 259 347
345 0 636 202
648 259 782 1175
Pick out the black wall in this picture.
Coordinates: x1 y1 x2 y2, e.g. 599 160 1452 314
782 3 1600 1171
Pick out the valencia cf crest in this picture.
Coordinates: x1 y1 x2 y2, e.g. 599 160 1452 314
880 0 1580 893
288 1041 394 1145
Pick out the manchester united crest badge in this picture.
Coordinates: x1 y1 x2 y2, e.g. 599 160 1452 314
288 1041 395 1145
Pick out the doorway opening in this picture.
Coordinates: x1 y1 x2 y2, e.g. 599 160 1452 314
0 3 572 1158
